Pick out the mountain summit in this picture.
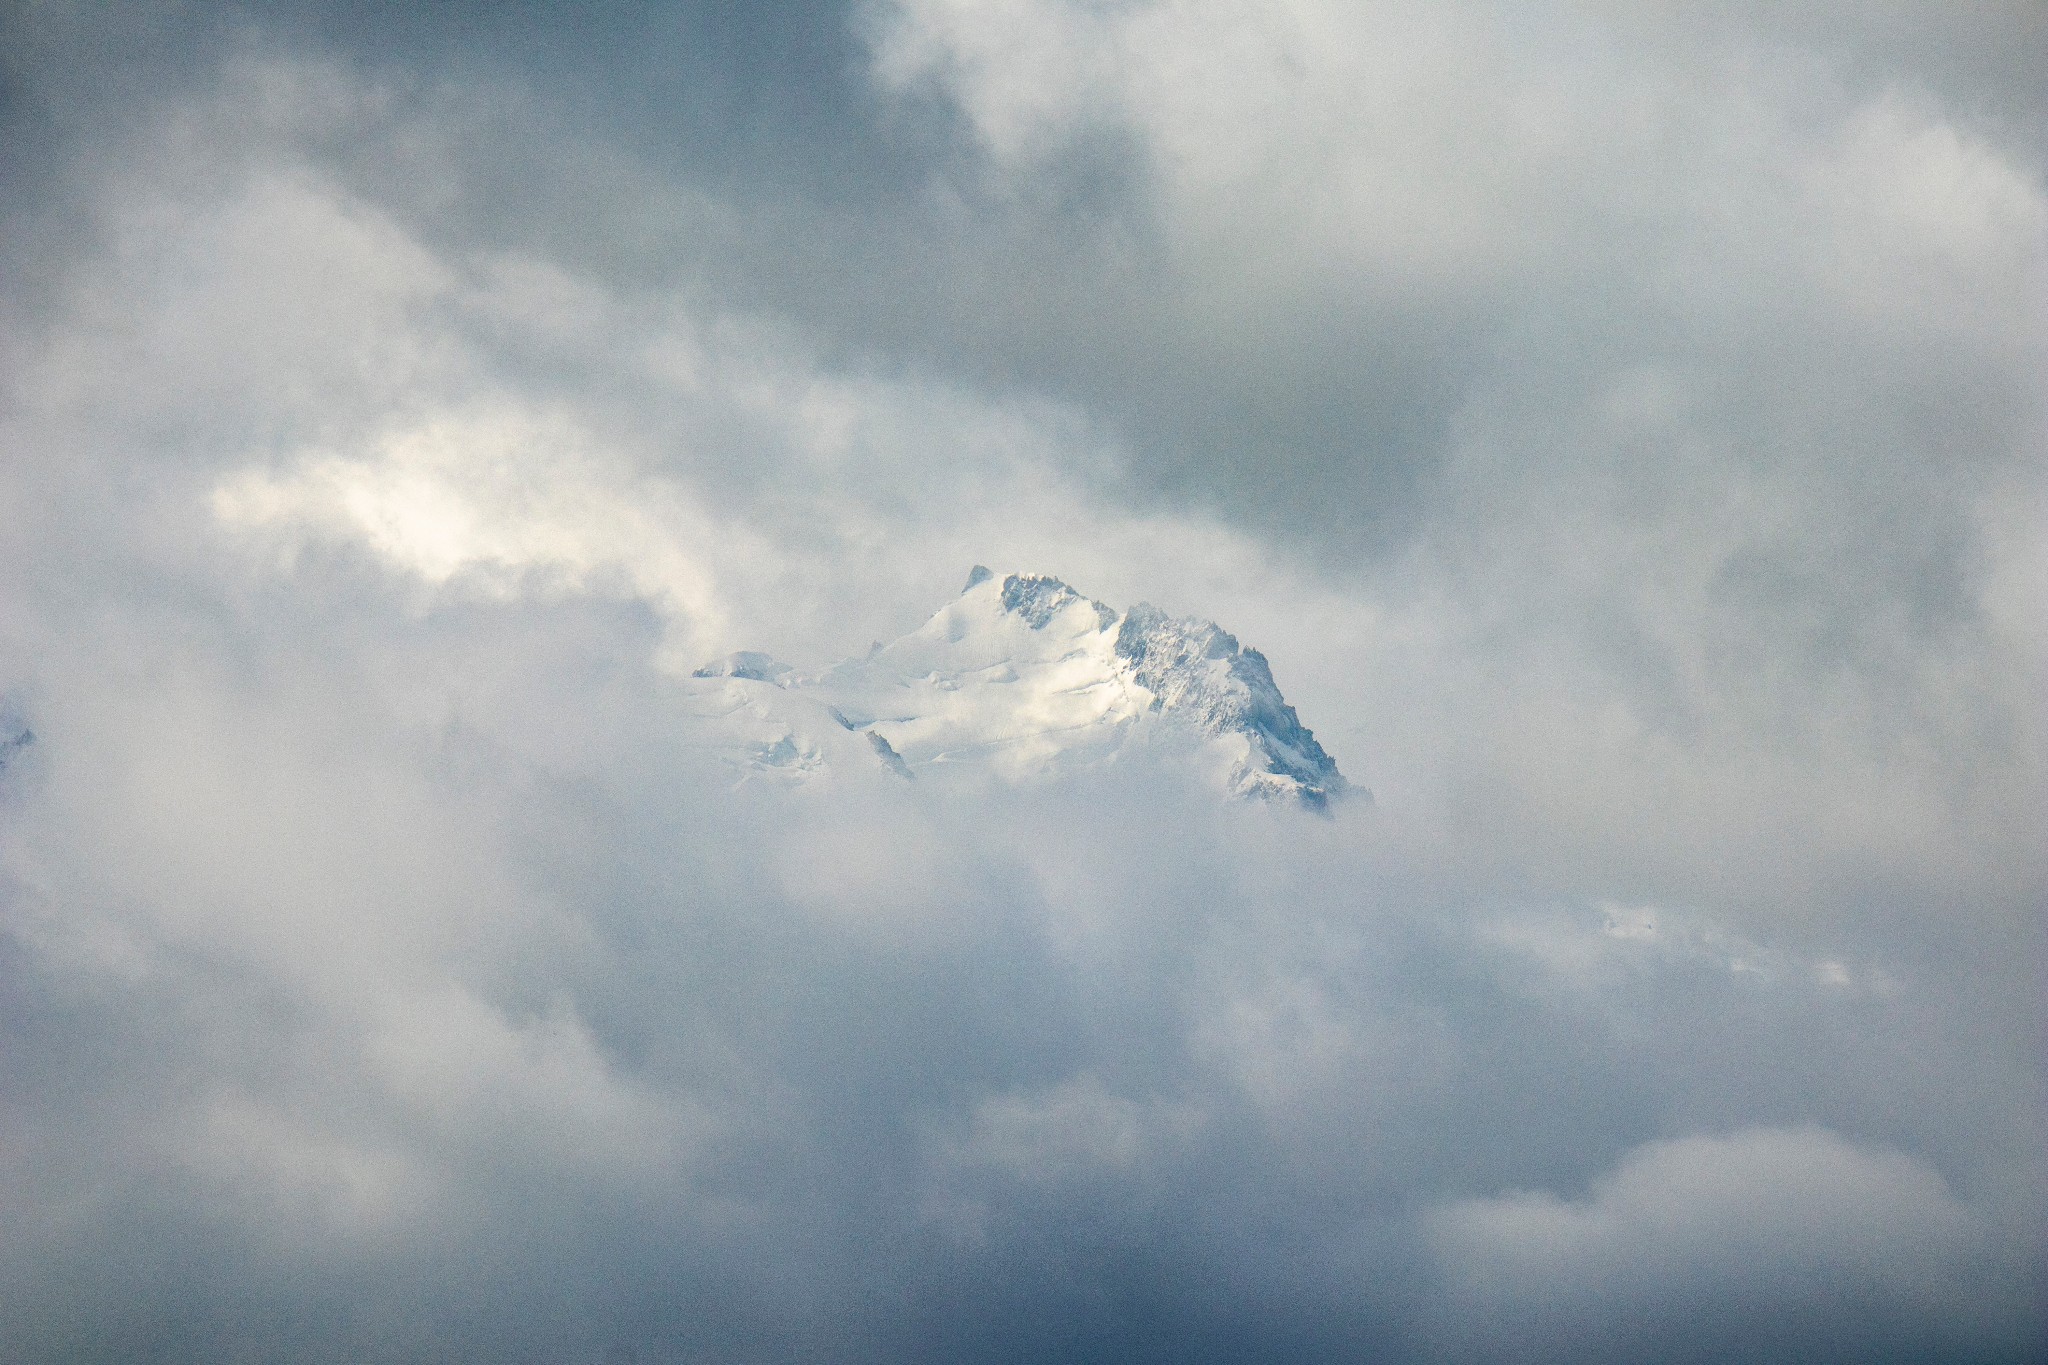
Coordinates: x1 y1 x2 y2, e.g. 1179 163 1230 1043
683 570 1350 809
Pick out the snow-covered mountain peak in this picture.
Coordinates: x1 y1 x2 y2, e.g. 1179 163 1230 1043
679 571 1352 808
1112 604 1345 806
994 571 1119 632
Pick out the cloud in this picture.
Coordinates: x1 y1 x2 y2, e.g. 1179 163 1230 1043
1424 1126 2027 1362
0 2 2041 1361
211 403 747 662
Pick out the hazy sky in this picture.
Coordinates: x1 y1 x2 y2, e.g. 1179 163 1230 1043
1 3 2043 1361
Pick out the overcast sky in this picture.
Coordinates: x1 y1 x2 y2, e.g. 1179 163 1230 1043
1 2 2043 1361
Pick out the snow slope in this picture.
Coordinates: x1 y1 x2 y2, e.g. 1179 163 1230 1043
681 569 1350 808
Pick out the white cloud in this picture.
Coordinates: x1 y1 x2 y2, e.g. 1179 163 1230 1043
212 405 747 666
1424 1127 1993 1359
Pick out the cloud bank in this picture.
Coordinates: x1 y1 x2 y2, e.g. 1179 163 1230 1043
0 2 2041 1360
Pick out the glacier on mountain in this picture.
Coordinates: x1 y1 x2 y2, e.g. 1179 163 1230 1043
681 570 1351 809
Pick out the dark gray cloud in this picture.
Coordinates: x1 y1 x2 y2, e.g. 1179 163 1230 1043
0 2 2042 1361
